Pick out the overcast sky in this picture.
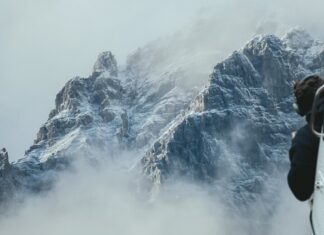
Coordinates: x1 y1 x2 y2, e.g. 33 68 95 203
0 0 220 160
1 0 324 160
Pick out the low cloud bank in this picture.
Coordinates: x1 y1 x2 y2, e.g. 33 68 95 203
0 152 311 235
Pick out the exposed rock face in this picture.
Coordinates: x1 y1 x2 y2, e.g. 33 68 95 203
0 147 70 203
0 148 14 203
0 44 205 202
93 51 118 77
1 29 324 226
28 64 125 161
141 30 324 214
0 148 10 173
23 46 199 164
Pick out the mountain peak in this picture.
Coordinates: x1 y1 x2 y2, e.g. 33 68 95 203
2 30 324 230
93 51 118 77
283 27 315 49
0 148 10 172
244 34 283 55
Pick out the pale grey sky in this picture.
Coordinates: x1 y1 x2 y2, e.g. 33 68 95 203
0 0 219 160
1 0 324 160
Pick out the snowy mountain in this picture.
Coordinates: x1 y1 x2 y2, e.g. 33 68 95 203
0 39 210 202
1 28 324 221
142 28 324 217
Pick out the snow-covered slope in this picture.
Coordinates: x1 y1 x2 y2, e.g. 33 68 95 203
0 39 212 200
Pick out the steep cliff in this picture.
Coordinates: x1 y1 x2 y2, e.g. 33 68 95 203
142 29 324 215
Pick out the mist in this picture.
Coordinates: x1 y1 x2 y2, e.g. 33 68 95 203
1 0 324 160
0 152 311 235
1 0 324 234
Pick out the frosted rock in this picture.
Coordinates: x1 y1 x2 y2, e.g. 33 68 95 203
0 148 10 173
142 31 324 212
99 108 116 122
2 30 324 220
77 114 93 127
283 28 315 50
93 51 118 77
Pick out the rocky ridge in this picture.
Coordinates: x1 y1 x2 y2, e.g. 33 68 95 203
0 40 208 200
141 29 324 215
1 29 324 219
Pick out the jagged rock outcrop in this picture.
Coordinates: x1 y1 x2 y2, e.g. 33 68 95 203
93 51 118 77
141 29 324 214
26 53 126 161
0 148 10 174
0 44 206 202
0 148 14 203
1 29 324 227
23 45 200 165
